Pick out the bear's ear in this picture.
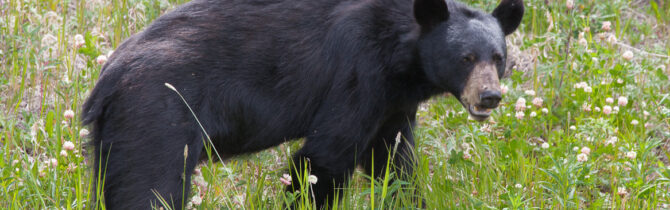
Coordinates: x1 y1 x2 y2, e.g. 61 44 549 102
492 0 524 35
414 0 449 32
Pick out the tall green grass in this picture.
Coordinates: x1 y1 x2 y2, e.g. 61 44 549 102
1 0 669 209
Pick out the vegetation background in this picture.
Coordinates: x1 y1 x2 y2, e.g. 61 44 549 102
0 0 669 209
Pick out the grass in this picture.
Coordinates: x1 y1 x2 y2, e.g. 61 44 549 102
1 0 669 209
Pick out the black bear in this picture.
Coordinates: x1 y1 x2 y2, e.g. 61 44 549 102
82 0 523 208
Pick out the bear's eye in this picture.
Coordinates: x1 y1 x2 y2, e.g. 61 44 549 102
492 54 503 64
462 54 476 63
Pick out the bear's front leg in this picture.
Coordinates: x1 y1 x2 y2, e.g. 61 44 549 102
285 115 382 208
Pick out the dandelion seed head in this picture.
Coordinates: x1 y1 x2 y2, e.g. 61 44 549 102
308 175 318 184
41 34 58 48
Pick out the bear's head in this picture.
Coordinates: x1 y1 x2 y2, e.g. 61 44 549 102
415 0 524 121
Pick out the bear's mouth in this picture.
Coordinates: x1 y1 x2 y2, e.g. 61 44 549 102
467 104 493 121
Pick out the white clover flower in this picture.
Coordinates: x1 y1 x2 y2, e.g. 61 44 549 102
566 0 574 9
645 122 653 128
63 141 75 151
461 142 471 150
643 111 650 116
74 34 85 48
578 37 587 46
601 21 611 31
50 158 58 167
617 96 628 106
191 195 202 205
569 125 576 130
577 153 588 162
582 103 591 112
613 106 619 113
463 151 472 160
532 97 543 107
500 84 509 95
573 82 588 89
594 107 601 112
515 111 525 119
625 151 636 159
631 120 639 125
606 33 617 44
573 146 579 152
529 111 537 117
60 150 67 157
541 108 549 114
79 129 90 138
541 142 549 149
605 137 618 146
583 86 592 93
622 51 634 61
64 109 75 119
603 105 612 115
279 174 291 186
617 78 624 84
606 98 614 104
515 97 526 112
524 90 536 96
617 187 628 196
96 55 108 65
580 147 591 155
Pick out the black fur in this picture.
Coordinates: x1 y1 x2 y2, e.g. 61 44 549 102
82 0 523 208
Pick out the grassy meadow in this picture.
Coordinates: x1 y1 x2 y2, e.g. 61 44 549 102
1 0 669 209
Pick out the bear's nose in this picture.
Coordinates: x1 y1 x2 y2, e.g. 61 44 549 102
479 90 501 108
